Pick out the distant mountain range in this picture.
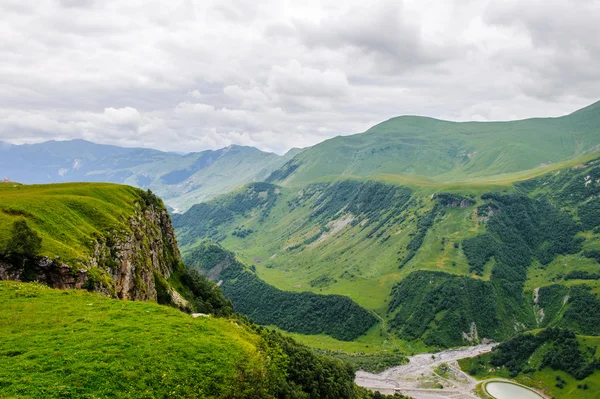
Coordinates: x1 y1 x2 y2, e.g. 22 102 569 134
2 100 599 211
2 100 600 399
0 139 300 212
173 102 600 357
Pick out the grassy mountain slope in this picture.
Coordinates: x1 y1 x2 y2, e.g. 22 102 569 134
0 182 147 263
458 328 600 399
175 154 600 349
0 141 298 212
0 281 396 399
0 182 194 307
268 101 600 186
182 243 377 341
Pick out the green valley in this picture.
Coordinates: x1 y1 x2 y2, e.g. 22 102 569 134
171 143 600 397
174 152 600 350
182 243 378 341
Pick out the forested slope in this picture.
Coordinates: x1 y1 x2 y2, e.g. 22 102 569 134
183 243 377 341
175 154 600 348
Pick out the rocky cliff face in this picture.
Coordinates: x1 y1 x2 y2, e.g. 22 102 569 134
0 202 181 302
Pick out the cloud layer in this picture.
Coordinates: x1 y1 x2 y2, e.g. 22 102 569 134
0 0 598 154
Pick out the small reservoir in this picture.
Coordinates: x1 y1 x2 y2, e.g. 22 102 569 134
485 381 544 399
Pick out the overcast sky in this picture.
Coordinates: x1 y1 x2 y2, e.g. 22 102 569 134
0 0 599 154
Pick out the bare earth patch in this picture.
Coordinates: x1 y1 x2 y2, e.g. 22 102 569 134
310 214 355 247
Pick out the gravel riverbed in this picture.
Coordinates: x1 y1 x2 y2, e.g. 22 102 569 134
355 343 496 399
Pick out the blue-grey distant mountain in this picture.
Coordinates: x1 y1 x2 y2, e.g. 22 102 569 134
0 139 300 211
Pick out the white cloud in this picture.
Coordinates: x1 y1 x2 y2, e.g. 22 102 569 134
267 60 349 99
0 0 598 154
102 107 142 128
174 102 216 115
223 85 270 109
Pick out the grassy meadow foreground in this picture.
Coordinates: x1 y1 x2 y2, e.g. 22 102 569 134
0 281 402 399
0 281 256 398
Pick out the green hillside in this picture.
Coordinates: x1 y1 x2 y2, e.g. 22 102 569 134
0 182 199 308
182 243 377 341
458 328 600 399
268 101 600 186
174 153 600 350
0 183 153 261
0 281 399 399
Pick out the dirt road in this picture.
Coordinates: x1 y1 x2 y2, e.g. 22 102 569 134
355 343 496 398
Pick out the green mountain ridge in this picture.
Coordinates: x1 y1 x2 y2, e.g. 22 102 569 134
268 100 600 186
175 153 600 350
3 101 598 214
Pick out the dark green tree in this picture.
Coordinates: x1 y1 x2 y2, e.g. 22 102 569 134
6 220 42 259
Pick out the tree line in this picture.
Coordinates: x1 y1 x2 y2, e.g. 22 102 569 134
184 243 378 341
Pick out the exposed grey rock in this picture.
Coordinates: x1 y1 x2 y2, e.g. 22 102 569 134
0 203 181 303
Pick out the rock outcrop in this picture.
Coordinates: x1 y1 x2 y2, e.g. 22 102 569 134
0 201 181 302
0 256 88 290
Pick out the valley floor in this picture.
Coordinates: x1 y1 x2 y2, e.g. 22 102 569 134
355 344 497 399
